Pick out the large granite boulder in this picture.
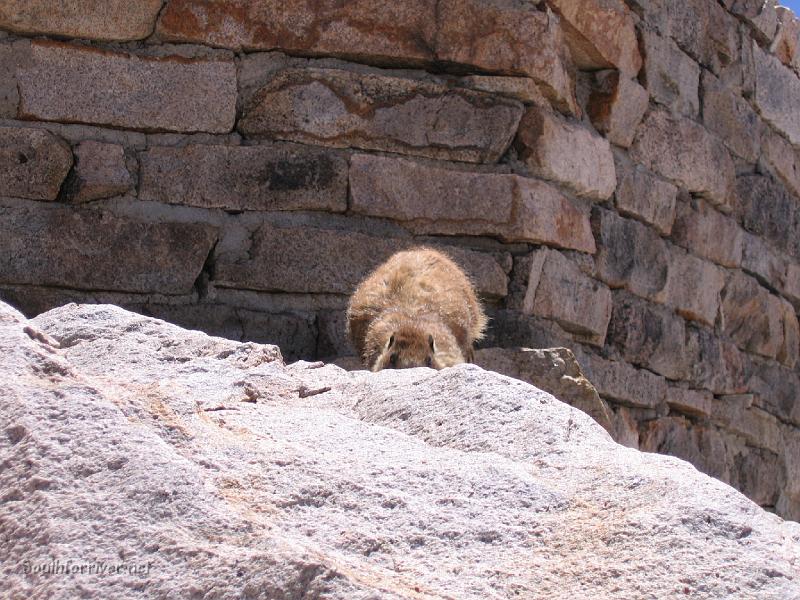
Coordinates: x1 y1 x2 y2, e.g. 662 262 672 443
2 300 799 598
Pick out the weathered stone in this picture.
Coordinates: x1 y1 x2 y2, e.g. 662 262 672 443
349 155 596 252
687 325 748 396
639 29 700 117
666 386 713 418
4 302 799 594
214 224 508 298
473 346 613 434
0 126 72 201
664 248 726 327
671 198 743 268
546 0 642 76
753 43 800 146
238 68 523 163
720 271 784 359
702 71 762 164
575 350 667 409
158 0 578 114
458 75 549 106
0 202 217 294
64 141 132 203
779 297 800 368
762 130 800 198
748 358 800 425
0 0 162 41
779 429 800 521
516 108 616 200
522 249 612 346
139 143 348 212
607 291 690 381
0 39 30 119
609 405 640 448
735 174 800 259
771 6 800 72
593 208 670 303
786 262 800 307
17 41 237 134
727 0 779 43
741 232 787 291
613 155 677 235
631 109 735 210
587 72 649 148
316 309 352 359
714 395 782 454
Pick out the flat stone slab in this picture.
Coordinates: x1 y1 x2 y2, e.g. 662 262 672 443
0 125 72 200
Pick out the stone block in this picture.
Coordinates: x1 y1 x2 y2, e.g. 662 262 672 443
214 223 508 298
516 107 616 200
639 29 700 117
593 208 670 303
753 43 800 146
139 143 348 212
734 175 800 260
238 67 523 164
727 0 779 43
546 0 642 76
720 271 784 359
713 395 782 454
778 298 799 368
0 39 31 119
0 125 72 201
613 154 677 235
631 109 735 210
664 248 726 327
587 72 649 148
786 262 800 307
761 130 800 199
575 350 667 409
701 71 762 164
157 0 578 114
607 291 690 381
671 198 743 268
17 41 237 134
0 202 217 294
522 249 612 346
748 358 800 425
458 76 549 106
771 6 800 72
0 0 162 41
686 325 748 396
609 405 640 448
666 387 713 418
64 141 132 203
740 232 787 291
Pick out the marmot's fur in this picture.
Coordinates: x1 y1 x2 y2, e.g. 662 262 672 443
347 247 488 371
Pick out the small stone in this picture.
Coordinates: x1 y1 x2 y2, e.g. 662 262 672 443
606 291 690 381
671 197 743 268
720 271 784 359
516 107 616 200
593 208 670 303
664 247 726 327
65 141 132 203
702 71 762 164
546 0 642 77
0 126 72 201
0 0 162 41
588 71 649 148
666 387 713 418
575 350 667 409
17 41 237 134
639 29 700 117
753 42 800 146
631 109 735 210
238 67 523 164
214 223 508 298
139 143 348 212
0 203 217 294
613 153 677 235
522 249 612 346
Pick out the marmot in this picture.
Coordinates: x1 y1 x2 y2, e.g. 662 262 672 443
347 247 488 371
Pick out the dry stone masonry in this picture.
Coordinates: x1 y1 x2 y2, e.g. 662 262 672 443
0 0 799 522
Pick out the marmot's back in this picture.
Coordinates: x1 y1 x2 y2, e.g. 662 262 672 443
347 247 487 369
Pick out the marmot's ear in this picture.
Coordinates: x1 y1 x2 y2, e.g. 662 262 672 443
387 334 395 349
428 334 435 351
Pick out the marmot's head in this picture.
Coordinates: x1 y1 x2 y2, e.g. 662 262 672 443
371 319 464 371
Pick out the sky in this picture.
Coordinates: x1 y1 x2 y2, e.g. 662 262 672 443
780 0 800 14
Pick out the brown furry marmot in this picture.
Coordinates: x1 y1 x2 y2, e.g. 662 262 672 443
347 247 488 371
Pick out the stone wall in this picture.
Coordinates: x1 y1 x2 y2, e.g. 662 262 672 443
0 0 798 519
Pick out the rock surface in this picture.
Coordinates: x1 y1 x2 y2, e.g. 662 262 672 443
2 300 799 599
0 125 72 200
